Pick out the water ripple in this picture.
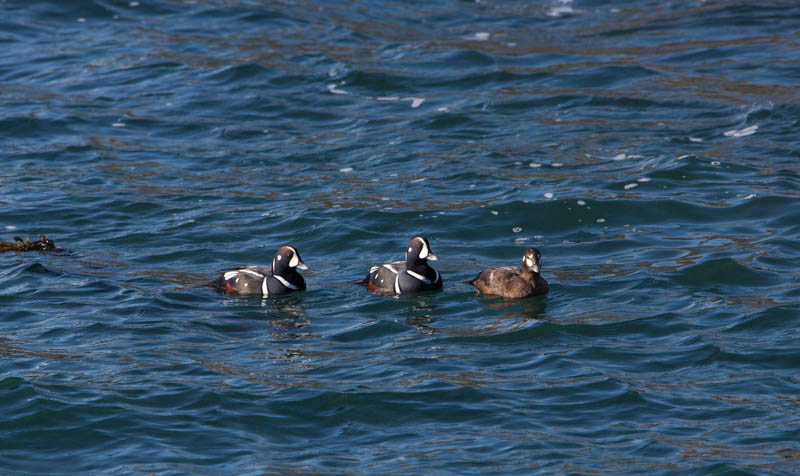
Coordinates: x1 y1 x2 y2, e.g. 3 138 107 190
1 0 799 474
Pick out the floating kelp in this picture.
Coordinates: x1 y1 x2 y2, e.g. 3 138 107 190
0 236 58 252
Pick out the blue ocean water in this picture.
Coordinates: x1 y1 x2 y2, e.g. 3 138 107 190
1 0 799 474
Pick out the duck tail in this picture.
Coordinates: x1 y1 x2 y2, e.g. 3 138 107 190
463 274 480 286
350 272 371 286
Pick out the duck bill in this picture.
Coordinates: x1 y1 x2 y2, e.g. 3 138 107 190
296 261 310 271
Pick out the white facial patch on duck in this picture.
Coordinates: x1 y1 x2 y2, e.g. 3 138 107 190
524 256 540 273
417 240 430 259
288 251 299 268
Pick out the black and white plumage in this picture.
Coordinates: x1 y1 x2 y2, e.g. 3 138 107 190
211 245 308 296
362 236 443 294
467 248 549 298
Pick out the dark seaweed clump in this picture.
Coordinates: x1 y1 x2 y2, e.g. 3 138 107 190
0 235 58 252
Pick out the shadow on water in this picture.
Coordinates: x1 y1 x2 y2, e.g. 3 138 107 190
400 292 439 334
476 293 548 317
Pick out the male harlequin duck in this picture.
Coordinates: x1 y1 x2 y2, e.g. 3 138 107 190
362 236 443 294
468 248 549 298
211 245 308 296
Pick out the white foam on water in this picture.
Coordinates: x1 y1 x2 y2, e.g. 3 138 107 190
112 122 126 127
473 32 491 41
377 96 399 102
514 237 530 244
6 225 17 230
529 162 542 168
744 194 756 199
339 167 353 173
689 137 703 142
410 178 425 183
512 227 522 233
597 218 606 223
490 210 499 215
544 192 554 199
724 125 758 137
551 162 563 167
637 177 651 182
612 153 627 161
577 200 586 206
711 161 721 166
327 84 348 95
409 98 425 108
624 183 638 190
548 6 574 17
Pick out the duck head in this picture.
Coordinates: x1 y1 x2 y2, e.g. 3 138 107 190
522 248 542 274
272 245 309 276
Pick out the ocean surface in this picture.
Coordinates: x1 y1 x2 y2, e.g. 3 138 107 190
1 0 799 474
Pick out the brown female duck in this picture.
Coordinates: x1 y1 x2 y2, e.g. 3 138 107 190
468 248 549 298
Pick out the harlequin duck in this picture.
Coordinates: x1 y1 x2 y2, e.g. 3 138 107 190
211 245 308 296
362 236 443 294
468 248 549 298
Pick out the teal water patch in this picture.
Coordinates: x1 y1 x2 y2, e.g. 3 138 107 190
673 258 783 288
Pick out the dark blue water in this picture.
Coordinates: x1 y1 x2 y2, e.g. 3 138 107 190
2 0 799 474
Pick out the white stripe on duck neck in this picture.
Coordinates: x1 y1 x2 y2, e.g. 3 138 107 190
273 274 298 290
405 269 430 283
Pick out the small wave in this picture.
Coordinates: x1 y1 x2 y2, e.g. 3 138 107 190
724 125 758 137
